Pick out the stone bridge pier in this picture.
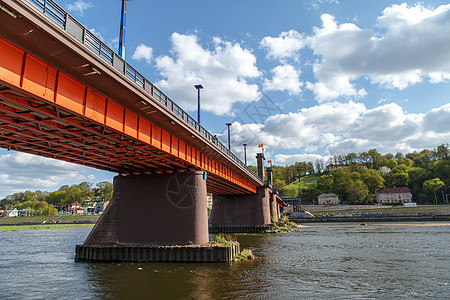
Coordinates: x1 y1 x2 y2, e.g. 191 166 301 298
75 171 244 262
209 153 281 233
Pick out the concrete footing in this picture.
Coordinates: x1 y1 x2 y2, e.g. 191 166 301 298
75 243 240 263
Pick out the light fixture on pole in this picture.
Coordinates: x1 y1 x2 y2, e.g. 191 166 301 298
194 84 203 124
243 143 247 166
226 123 232 151
118 0 129 59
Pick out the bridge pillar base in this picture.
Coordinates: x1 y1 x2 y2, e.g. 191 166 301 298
82 171 209 247
209 186 271 227
270 193 279 223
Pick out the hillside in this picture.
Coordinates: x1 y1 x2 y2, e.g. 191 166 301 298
280 173 320 198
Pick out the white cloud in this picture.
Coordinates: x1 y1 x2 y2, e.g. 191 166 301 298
67 1 93 16
0 152 100 198
226 101 450 162
260 30 306 60
263 64 302 95
132 44 153 64
155 33 260 115
273 153 330 166
304 3 450 101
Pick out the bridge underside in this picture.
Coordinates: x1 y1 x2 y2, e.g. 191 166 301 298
0 36 256 195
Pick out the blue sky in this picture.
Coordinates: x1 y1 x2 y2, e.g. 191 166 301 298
1 0 449 197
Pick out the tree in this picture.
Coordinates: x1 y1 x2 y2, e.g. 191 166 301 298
436 144 449 160
361 169 385 193
423 178 445 205
94 181 114 202
316 174 334 194
15 199 56 216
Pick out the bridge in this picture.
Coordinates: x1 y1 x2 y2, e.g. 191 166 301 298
0 0 281 256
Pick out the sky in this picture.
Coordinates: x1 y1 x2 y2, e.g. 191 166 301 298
1 0 449 198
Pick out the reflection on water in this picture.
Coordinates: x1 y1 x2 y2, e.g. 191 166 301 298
0 223 449 299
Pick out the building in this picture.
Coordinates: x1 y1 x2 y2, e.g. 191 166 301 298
318 193 339 205
2 208 19 218
94 201 110 214
207 193 213 210
376 187 412 204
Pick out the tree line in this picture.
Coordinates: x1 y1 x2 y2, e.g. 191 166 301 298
264 144 449 204
0 181 113 215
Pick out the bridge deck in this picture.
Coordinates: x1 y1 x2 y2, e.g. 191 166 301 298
0 0 263 194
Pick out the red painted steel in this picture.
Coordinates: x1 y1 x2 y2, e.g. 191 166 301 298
0 36 257 194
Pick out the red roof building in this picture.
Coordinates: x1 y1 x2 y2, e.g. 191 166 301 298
376 187 412 204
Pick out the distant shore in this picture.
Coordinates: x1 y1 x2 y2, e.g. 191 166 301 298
292 214 450 223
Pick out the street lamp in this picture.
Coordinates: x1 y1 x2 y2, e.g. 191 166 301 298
226 123 232 151
194 84 203 124
243 143 247 166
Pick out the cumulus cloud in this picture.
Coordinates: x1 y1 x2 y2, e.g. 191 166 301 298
226 101 450 164
132 44 153 64
263 64 302 95
260 30 306 60
0 152 105 198
155 33 261 115
303 3 450 101
273 153 330 166
67 0 93 16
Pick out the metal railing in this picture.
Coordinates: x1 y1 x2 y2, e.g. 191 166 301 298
27 0 261 182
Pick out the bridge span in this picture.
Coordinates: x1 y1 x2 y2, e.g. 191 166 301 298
0 0 281 258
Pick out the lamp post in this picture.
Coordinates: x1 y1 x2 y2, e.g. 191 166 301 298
243 143 247 166
118 0 128 59
226 123 232 151
194 85 203 124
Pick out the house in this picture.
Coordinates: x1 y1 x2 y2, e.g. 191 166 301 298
70 201 83 214
376 187 412 204
207 193 213 210
94 201 110 214
318 193 339 205
3 208 19 218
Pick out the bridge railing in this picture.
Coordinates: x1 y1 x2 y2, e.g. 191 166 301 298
27 0 261 182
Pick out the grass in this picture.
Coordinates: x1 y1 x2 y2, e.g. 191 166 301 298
234 249 255 261
0 223 94 232
266 216 299 233
281 173 320 197
312 205 450 216
0 214 100 224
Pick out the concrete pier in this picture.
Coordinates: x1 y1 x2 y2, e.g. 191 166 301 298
75 171 241 262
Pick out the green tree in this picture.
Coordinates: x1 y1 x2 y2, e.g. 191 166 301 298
94 181 114 202
316 174 334 194
361 169 385 194
16 199 56 216
423 178 445 205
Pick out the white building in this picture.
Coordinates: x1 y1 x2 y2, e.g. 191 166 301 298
376 187 412 204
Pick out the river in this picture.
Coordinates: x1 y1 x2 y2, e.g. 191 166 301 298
0 222 449 299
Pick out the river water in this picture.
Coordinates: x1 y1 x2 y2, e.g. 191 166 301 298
0 222 449 299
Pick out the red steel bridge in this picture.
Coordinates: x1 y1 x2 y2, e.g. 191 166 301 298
0 0 264 196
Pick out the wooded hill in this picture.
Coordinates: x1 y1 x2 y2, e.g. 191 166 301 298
256 145 449 204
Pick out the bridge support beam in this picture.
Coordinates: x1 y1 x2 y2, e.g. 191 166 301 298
209 186 271 228
270 192 279 223
82 171 209 247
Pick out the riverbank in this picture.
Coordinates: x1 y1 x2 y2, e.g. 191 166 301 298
292 214 450 223
289 205 450 223
0 223 95 232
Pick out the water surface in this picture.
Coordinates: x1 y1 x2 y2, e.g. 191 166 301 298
0 222 449 299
